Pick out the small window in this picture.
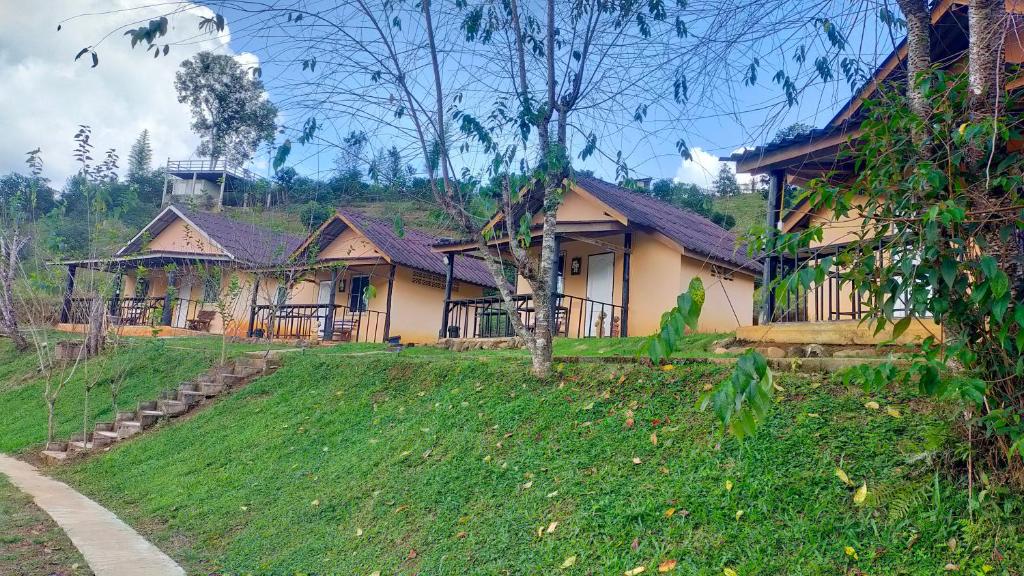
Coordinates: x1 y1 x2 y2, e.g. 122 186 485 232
348 276 370 311
202 276 220 302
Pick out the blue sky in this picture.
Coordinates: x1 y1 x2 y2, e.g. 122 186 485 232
1 0 899 188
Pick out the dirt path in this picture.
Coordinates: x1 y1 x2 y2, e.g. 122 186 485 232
0 454 184 576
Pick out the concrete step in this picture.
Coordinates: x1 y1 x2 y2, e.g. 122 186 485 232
219 373 245 387
45 441 68 452
41 450 68 464
178 389 205 405
138 410 164 427
115 410 137 424
94 421 115 433
68 440 94 452
117 421 142 439
93 430 120 447
157 399 188 416
199 381 227 396
138 400 158 412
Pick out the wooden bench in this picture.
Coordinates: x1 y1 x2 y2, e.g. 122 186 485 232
187 310 216 332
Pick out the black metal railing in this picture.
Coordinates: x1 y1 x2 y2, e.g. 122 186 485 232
115 297 166 326
443 293 624 339
166 159 261 181
248 303 388 343
769 239 917 323
61 296 209 328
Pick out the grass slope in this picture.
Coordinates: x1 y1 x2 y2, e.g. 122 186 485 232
57 352 1024 574
712 193 766 236
0 475 92 576
0 336 278 453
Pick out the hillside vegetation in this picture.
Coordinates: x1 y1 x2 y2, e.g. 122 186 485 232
711 193 766 236
40 349 1023 575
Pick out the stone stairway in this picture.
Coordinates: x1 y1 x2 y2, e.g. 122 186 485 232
41 352 282 464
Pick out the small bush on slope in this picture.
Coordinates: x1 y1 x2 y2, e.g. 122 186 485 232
59 354 1024 574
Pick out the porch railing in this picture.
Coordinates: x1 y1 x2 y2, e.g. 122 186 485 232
443 293 624 339
769 239 916 323
248 303 388 343
61 296 207 328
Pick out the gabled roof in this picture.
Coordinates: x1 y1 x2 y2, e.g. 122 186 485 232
575 177 759 273
439 176 758 274
300 209 501 289
727 0 974 173
117 205 305 266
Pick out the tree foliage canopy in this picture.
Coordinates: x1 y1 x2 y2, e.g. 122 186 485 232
174 52 277 165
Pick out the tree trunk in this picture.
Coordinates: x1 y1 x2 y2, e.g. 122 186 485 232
0 231 30 351
529 208 560 378
968 0 1005 119
896 0 932 121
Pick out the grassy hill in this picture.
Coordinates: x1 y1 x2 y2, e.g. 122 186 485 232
712 193 766 236
18 346 1014 574
0 336 278 454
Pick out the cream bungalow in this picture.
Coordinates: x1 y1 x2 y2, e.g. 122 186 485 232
434 176 758 339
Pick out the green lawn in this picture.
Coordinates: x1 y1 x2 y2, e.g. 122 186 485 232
0 334 284 453
52 352 1024 574
0 475 91 575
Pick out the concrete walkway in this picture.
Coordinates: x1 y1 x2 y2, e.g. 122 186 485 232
0 454 184 576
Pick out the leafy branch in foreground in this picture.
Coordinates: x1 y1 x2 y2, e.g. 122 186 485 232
642 277 774 439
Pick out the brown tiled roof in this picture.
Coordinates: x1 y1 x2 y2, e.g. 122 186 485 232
174 206 306 266
575 177 760 273
118 205 305 266
338 209 500 288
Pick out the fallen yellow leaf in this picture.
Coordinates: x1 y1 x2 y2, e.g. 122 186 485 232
853 482 868 505
561 555 577 568
547 521 559 534
844 545 858 560
886 406 902 418
735 509 744 520
664 508 676 518
945 563 960 571
864 401 880 410
835 467 853 487
625 567 646 576
355 527 363 536
311 499 320 507
725 480 733 492
662 364 675 371
723 568 738 576
633 457 642 465
523 481 534 489
650 432 658 445
658 559 678 572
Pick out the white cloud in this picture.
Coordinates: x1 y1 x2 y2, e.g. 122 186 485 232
673 146 751 189
0 1 257 185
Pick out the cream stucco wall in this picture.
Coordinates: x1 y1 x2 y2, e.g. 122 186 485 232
514 230 755 336
319 227 386 260
147 218 224 255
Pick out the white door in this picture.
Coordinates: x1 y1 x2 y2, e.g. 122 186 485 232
317 281 333 335
174 278 193 328
586 253 614 337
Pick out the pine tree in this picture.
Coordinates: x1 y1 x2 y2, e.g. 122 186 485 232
711 163 741 197
127 129 153 182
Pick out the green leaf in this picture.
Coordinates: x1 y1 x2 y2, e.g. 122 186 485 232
891 316 912 341
941 258 957 287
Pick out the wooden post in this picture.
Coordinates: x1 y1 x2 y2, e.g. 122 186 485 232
761 169 786 324
439 253 455 338
60 265 77 323
108 270 123 316
620 232 631 337
247 275 260 337
383 264 396 340
322 268 339 341
161 270 176 326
